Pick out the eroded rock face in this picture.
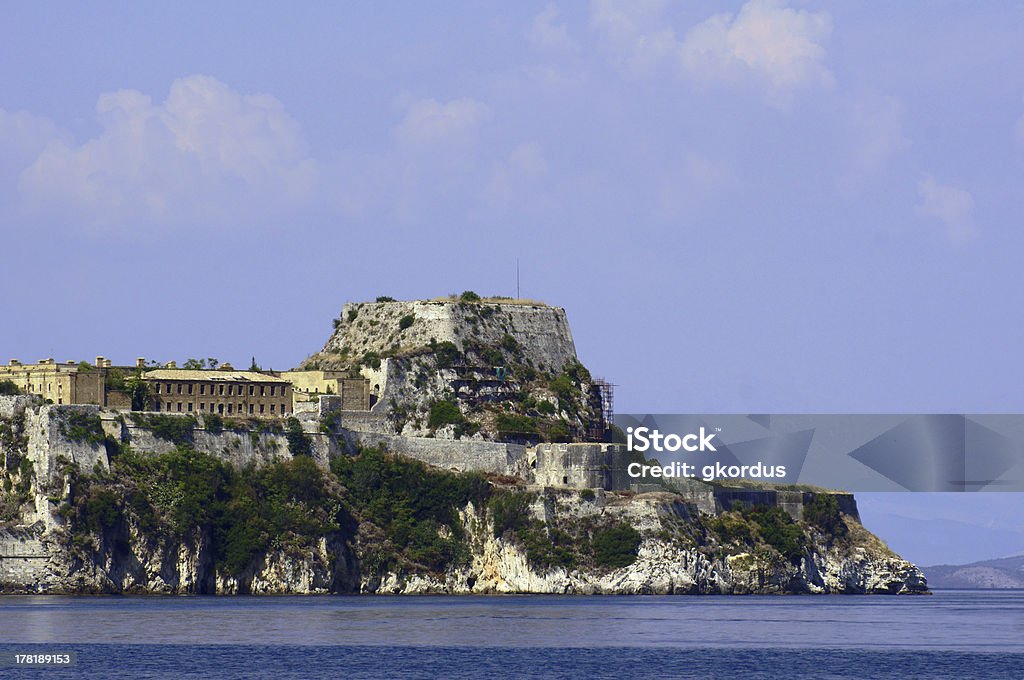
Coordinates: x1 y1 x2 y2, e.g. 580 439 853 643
317 300 578 374
1 395 927 596
359 493 928 597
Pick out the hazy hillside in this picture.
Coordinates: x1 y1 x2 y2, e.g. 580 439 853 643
923 555 1024 589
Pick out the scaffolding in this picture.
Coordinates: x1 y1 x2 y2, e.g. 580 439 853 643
588 378 616 442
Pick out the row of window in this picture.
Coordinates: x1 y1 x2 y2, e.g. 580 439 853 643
153 382 286 397
155 401 289 416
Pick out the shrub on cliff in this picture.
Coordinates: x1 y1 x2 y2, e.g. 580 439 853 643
744 505 805 565
803 494 848 538
459 291 481 302
494 413 537 439
66 447 344 577
592 523 642 569
429 340 461 369
0 380 21 395
58 411 105 446
330 447 489 573
428 400 465 430
399 315 415 331
129 413 196 445
204 413 224 434
489 491 533 538
285 417 313 457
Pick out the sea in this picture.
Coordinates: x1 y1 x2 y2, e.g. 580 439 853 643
1 590 1022 679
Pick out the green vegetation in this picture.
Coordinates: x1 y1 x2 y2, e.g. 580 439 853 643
63 447 343 575
708 505 806 565
375 296 397 303
319 410 342 434
0 380 21 396
128 413 196 445
204 413 224 434
459 291 481 302
0 415 33 522
488 491 641 572
428 400 465 430
285 417 312 457
359 352 382 370
399 315 415 331
500 333 520 353
549 374 575 402
58 411 106 446
347 309 358 322
803 494 848 538
494 413 537 439
124 374 155 411
428 340 461 369
545 421 571 443
330 447 489 573
592 524 642 569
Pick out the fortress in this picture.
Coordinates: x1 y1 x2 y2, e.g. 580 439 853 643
0 295 916 596
1 295 856 511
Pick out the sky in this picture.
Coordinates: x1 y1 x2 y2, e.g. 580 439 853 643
2 1 1023 567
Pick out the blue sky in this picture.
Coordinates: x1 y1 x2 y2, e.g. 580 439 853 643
2 1 1023 566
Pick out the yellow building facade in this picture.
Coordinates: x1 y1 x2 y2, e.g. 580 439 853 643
1 358 108 405
281 370 370 410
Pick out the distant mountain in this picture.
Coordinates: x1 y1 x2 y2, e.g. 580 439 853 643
923 555 1024 589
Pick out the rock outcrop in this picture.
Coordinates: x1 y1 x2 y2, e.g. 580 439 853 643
312 298 578 374
1 396 927 596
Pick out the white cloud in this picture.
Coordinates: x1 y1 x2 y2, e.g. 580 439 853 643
590 0 679 76
838 93 910 194
527 5 578 52
590 0 833 98
917 175 977 245
484 141 549 208
16 75 318 232
679 0 833 91
394 97 490 148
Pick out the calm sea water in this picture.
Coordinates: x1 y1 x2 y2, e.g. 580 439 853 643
1 591 1022 679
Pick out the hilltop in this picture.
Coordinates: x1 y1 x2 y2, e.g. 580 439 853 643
299 293 606 444
923 555 1024 589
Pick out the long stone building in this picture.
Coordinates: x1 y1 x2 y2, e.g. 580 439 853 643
146 368 293 417
3 357 371 417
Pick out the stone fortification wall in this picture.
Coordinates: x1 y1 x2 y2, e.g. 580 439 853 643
533 443 631 490
0 527 48 590
347 431 525 475
321 300 578 374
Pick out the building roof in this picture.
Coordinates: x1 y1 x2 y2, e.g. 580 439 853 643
144 369 290 383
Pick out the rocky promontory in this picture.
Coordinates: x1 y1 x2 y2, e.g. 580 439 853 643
1 396 926 596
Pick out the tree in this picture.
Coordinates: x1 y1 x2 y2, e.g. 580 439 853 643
207 358 219 369
183 358 206 370
285 417 313 457
249 356 260 371
125 375 155 411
